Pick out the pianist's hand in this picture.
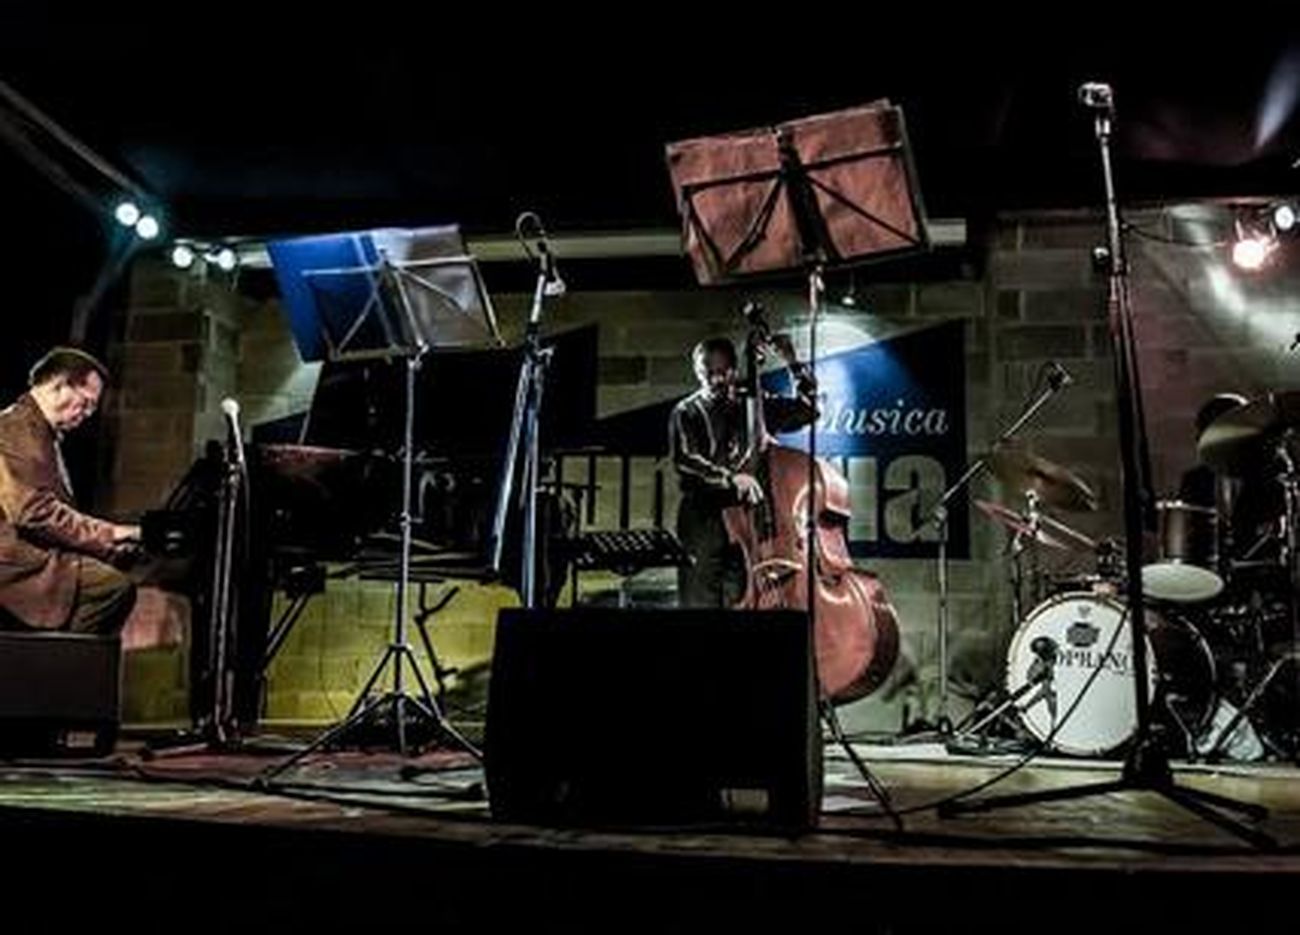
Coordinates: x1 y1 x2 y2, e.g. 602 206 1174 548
112 523 143 545
109 523 144 567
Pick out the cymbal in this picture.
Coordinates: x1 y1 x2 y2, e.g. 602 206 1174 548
989 447 1098 512
974 499 1072 551
1198 391 1300 473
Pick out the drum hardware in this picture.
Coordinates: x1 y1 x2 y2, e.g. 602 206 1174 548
988 445 1099 513
995 592 1217 758
1196 390 1300 475
921 365 1077 736
955 636 1058 742
1198 650 1296 762
1141 500 1225 604
976 493 1099 621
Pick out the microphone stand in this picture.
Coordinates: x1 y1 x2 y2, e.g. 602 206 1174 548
206 417 242 745
492 213 559 607
144 405 245 758
940 83 1272 849
916 367 1071 737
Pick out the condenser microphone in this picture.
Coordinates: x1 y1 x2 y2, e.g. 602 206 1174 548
1046 360 1073 390
1028 636 1059 684
517 211 566 296
1078 81 1114 111
220 397 246 470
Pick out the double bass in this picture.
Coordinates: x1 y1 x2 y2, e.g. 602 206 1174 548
722 307 899 703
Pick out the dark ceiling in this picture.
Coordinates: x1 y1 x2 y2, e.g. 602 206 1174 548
5 23 1300 236
2 18 1300 356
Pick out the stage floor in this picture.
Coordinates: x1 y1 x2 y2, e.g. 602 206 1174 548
1 739 1297 930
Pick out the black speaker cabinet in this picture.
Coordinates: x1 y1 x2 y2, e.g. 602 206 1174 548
0 631 121 757
485 608 821 830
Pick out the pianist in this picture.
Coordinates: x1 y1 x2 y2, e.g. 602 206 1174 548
0 347 141 634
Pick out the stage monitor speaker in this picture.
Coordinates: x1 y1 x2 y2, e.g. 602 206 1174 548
485 608 821 830
0 631 120 757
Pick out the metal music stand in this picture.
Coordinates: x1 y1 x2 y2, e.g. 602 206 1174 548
666 100 927 818
262 225 500 774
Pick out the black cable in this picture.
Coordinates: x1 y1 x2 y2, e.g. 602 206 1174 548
821 701 902 831
1124 221 1228 249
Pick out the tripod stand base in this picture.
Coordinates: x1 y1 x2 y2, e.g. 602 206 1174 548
938 739 1274 849
260 642 482 781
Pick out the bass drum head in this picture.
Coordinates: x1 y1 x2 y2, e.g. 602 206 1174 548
1006 592 1154 757
1006 592 1216 757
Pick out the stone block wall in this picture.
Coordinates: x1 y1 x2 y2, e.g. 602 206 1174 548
110 205 1300 731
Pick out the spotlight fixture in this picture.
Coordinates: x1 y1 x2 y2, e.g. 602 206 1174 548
839 272 859 308
170 243 195 269
135 214 161 240
1272 202 1296 233
1230 215 1277 272
114 200 141 227
209 246 238 273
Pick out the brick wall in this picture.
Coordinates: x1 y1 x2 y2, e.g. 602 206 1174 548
111 205 1300 732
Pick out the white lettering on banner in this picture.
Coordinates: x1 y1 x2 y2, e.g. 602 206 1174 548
560 453 949 549
819 397 950 438
883 456 945 544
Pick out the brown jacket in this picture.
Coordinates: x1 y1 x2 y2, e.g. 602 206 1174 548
0 394 118 628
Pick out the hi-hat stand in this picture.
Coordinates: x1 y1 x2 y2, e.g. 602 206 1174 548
940 83 1272 849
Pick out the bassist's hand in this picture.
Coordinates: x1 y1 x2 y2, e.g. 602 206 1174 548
731 472 764 505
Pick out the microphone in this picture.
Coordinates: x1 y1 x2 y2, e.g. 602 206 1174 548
1046 360 1073 390
1288 332 1300 353
1078 81 1114 111
1027 636 1059 684
220 397 246 470
517 212 566 296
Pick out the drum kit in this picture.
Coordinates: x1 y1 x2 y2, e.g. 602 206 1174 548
960 392 1300 763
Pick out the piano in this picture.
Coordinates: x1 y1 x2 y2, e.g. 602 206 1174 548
142 326 598 727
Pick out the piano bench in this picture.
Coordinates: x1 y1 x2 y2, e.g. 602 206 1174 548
0 629 121 758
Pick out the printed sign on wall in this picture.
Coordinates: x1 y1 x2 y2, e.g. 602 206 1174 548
767 319 968 558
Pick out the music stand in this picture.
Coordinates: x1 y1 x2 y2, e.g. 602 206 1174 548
262 225 500 774
666 100 926 820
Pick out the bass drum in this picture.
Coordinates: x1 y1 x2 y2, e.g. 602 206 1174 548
1005 592 1216 757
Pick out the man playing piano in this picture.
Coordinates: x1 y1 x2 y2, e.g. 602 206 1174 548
0 347 141 633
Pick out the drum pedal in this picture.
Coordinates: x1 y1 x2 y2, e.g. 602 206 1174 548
945 733 1036 757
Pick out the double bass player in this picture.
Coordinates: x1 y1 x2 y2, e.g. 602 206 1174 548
668 322 817 609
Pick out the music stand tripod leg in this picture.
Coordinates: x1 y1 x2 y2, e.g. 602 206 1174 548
413 582 461 702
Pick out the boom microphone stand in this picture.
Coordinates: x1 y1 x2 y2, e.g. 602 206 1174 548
941 83 1271 848
921 362 1073 737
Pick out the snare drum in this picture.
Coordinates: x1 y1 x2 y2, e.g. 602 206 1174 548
1005 592 1215 756
1141 500 1224 603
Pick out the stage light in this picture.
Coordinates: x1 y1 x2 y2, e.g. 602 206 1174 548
210 246 238 272
1272 202 1296 232
135 214 160 240
1231 234 1273 271
839 272 859 308
114 200 141 227
170 243 195 269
